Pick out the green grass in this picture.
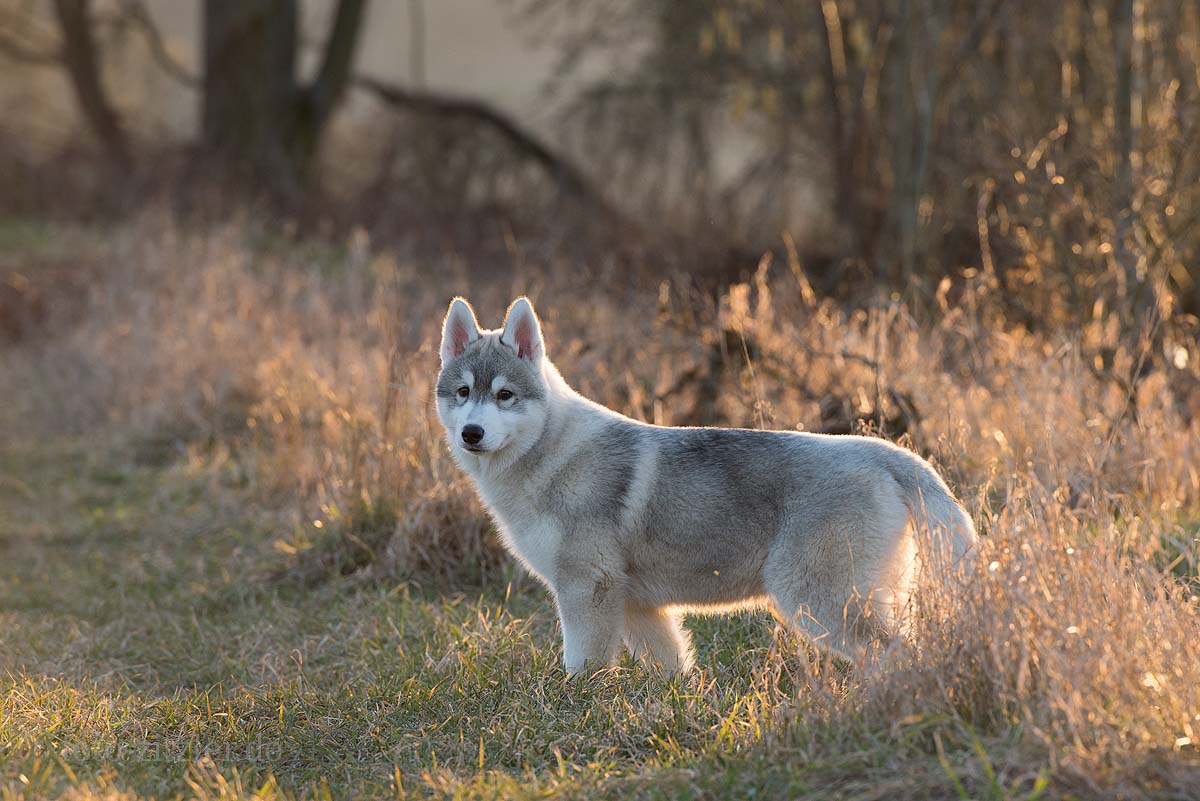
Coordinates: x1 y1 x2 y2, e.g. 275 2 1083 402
15 444 1099 801
5 216 1198 799
0 218 90 264
0 438 1057 801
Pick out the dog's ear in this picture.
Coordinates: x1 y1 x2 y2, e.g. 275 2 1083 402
500 297 543 363
441 297 481 364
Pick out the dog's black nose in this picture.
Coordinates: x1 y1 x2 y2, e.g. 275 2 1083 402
461 424 484 445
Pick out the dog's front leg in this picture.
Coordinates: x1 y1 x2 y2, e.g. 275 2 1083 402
554 569 624 677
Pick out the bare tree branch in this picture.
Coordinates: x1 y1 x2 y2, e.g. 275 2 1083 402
0 8 61 66
0 33 58 65
118 0 200 87
307 0 368 129
936 0 1004 97
353 74 616 216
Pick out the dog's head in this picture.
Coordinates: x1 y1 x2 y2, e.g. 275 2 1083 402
435 296 550 467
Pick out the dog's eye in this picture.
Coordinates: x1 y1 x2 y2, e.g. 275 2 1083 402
496 389 514 402
456 386 469 399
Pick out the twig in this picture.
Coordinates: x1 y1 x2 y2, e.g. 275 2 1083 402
797 343 882 371
0 7 61 66
117 0 199 87
1095 266 1173 472
0 30 59 65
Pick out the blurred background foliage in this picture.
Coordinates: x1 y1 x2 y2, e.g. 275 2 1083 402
2 11 1199 795
0 0 1197 327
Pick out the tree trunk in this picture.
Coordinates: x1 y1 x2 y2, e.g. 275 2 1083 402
815 0 861 268
1113 0 1139 307
202 0 300 189
201 0 366 194
52 0 132 169
890 0 917 284
292 0 368 173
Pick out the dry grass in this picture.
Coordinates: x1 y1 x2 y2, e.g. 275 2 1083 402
1 212 1197 799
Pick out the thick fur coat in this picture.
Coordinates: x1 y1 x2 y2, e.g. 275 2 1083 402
435 297 977 675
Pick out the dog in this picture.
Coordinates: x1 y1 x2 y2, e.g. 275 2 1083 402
435 296 977 676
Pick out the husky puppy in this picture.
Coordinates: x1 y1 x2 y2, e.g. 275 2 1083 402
435 296 976 676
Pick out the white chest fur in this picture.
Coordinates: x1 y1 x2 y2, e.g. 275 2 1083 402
474 482 562 586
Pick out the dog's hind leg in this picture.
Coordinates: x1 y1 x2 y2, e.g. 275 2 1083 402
623 606 694 676
766 584 889 666
763 514 904 666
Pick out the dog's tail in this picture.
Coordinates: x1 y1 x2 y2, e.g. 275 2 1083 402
886 451 978 575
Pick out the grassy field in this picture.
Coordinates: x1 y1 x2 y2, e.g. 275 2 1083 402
1 217 1198 800
0 437 1053 801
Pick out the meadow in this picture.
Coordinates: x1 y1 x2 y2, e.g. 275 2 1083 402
1 212 1198 800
